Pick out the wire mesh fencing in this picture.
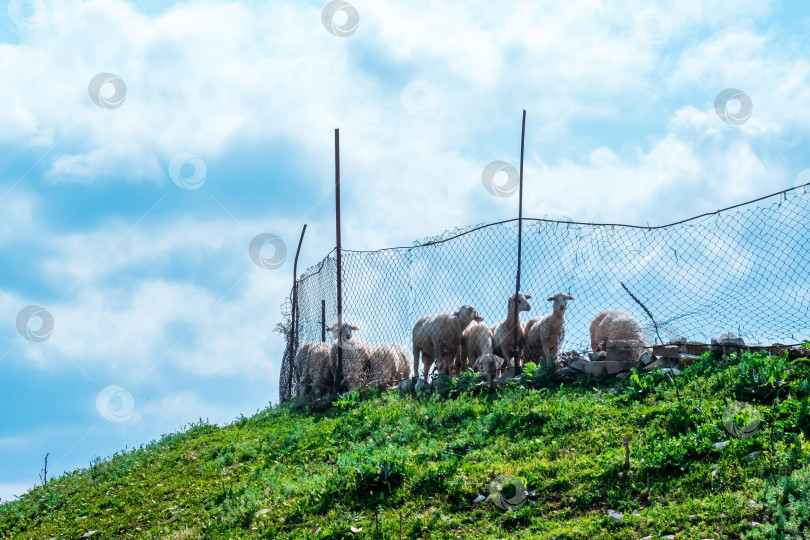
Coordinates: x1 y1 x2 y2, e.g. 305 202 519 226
279 186 810 402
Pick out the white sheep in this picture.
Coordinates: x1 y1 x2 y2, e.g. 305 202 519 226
327 322 372 391
367 341 411 388
460 321 505 377
524 293 574 362
412 304 483 381
490 293 532 367
294 340 332 397
473 353 506 380
589 309 652 359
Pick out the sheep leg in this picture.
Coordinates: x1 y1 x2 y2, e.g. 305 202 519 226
422 355 434 381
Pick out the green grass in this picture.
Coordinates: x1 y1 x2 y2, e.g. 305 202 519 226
3 351 810 539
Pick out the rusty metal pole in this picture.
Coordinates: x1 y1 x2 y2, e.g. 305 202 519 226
512 110 526 372
321 299 326 342
288 224 307 399
335 128 344 393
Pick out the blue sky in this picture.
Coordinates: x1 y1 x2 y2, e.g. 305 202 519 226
1 0 810 502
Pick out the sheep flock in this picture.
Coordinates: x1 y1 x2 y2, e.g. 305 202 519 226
292 292 657 398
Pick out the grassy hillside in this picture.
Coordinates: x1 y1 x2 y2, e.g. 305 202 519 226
3 350 810 539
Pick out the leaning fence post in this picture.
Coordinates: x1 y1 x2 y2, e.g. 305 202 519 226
334 128 345 394
288 224 307 400
512 109 527 372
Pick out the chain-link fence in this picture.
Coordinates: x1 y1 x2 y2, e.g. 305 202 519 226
279 186 810 402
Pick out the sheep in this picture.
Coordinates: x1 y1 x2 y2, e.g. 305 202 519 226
367 341 411 388
293 340 332 398
412 304 483 381
589 309 652 360
473 353 506 380
490 293 532 367
524 293 574 362
460 321 505 377
327 322 372 391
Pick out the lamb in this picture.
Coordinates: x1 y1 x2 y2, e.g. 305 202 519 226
589 309 652 359
327 322 372 391
367 341 411 388
473 353 506 379
294 340 332 397
524 293 574 362
460 321 505 377
490 293 532 367
412 304 483 381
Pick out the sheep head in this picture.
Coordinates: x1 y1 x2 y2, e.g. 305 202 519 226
326 322 359 343
508 292 532 312
453 304 483 328
546 292 574 313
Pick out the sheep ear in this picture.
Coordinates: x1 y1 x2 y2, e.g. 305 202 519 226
474 316 484 322
524 295 532 299
325 325 335 331
566 295 574 300
547 297 554 301
452 312 459 317
351 326 359 330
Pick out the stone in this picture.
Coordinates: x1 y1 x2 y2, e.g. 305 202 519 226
255 509 271 517
606 340 637 363
493 367 521 385
711 333 745 357
681 341 710 355
644 357 680 371
658 368 681 376
589 351 607 361
399 378 416 394
680 354 699 367
607 509 624 523
570 358 637 376
639 351 654 366
473 494 486 503
713 440 729 450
